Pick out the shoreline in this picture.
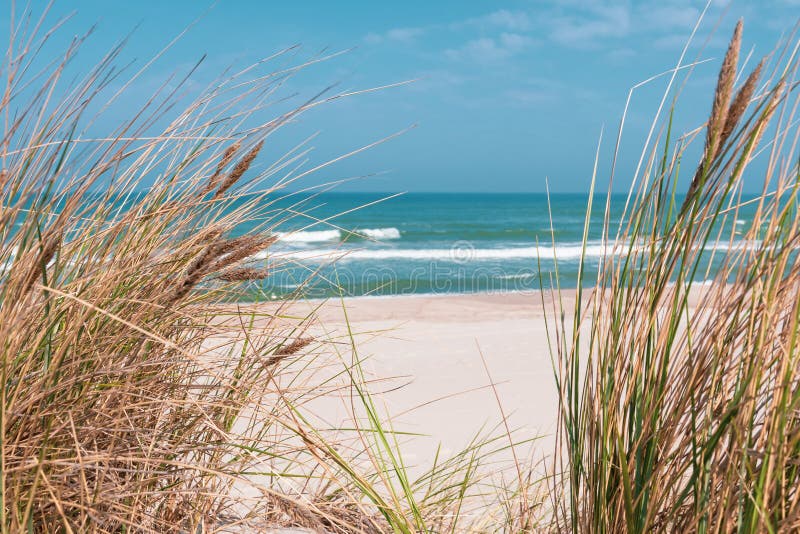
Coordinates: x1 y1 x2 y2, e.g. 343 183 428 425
260 289 574 473
237 287 547 305
234 278 719 306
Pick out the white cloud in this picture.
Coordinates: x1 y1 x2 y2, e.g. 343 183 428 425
386 27 425 43
500 32 535 50
364 26 425 45
607 47 637 62
453 9 532 31
484 9 532 31
364 32 383 44
540 1 726 49
549 5 631 47
367 0 763 62
644 6 702 30
502 78 600 107
446 38 506 62
446 33 536 63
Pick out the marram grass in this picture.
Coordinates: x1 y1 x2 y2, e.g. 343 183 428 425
547 20 800 533
0 8 535 534
5 5 800 534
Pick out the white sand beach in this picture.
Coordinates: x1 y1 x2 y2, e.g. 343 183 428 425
276 290 577 471
265 286 709 474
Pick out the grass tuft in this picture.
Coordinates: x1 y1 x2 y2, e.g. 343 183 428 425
547 19 800 533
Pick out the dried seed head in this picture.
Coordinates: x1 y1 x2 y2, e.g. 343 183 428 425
213 140 264 199
201 142 241 196
209 234 278 272
706 20 742 162
274 337 313 356
751 80 785 149
170 239 226 303
216 267 270 282
24 231 62 294
720 59 763 147
260 336 315 367
218 143 241 173
685 20 745 210
40 235 60 267
169 232 276 302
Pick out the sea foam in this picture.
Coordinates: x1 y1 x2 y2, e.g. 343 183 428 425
264 239 766 263
357 227 401 240
276 230 341 243
265 242 622 262
276 227 401 243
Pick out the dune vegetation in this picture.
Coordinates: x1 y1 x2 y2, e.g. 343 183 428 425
2 4 800 534
548 20 800 533
0 7 537 533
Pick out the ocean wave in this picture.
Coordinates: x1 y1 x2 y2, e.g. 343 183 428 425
276 229 341 243
264 239 768 263
275 227 401 243
357 227 401 240
265 242 621 262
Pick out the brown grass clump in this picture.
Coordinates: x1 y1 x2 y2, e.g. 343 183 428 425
548 19 800 533
0 7 529 533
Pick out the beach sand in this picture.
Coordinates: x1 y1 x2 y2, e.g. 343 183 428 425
217 286 710 526
267 286 709 473
274 290 577 473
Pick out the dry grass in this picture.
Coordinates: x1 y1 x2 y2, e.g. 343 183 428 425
0 6 543 533
547 20 800 532
0 18 357 533
12 4 800 534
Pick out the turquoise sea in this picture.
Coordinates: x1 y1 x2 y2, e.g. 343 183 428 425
236 192 759 298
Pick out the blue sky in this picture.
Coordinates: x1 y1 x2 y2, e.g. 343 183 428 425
6 1 800 192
